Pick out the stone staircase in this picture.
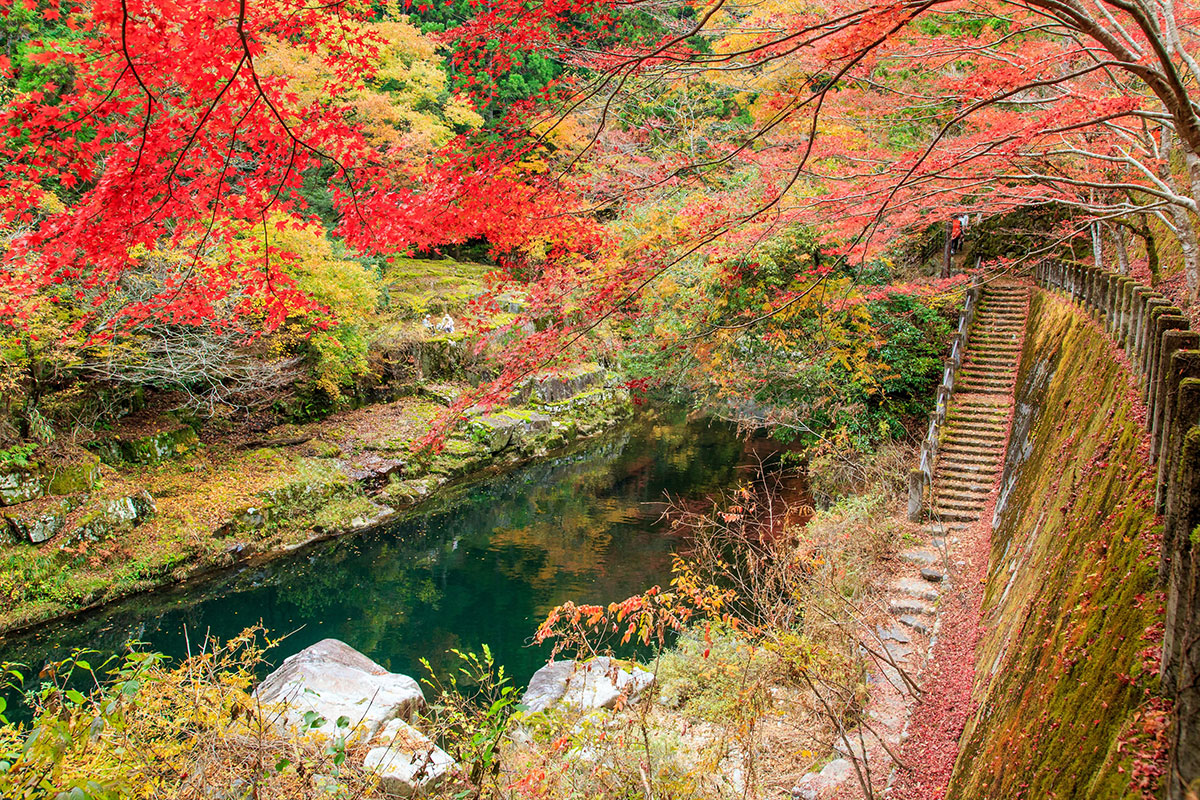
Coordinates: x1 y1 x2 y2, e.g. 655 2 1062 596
893 282 1030 618
796 280 1033 798
927 283 1029 531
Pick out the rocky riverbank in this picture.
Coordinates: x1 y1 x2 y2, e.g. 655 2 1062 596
0 365 632 635
251 638 658 797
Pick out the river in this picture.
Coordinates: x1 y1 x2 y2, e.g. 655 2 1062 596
0 407 775 710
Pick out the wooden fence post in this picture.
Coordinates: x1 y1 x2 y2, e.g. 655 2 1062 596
1148 310 1187 408
1154 332 1200 466
1162 383 1200 690
1158 351 1200 515
908 470 925 522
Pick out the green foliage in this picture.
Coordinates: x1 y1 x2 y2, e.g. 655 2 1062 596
0 628 376 799
624 227 962 453
420 646 519 788
655 625 774 723
0 444 38 469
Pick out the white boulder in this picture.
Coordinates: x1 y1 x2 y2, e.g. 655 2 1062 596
254 638 425 740
364 718 456 797
792 758 855 800
522 657 654 713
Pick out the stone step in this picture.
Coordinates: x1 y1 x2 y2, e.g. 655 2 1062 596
962 364 1018 374
960 362 1016 372
925 519 969 531
962 358 1018 367
939 443 1003 459
920 566 946 583
947 409 1008 420
935 474 996 489
891 577 940 602
963 352 1019 362
935 473 996 489
890 597 935 616
958 373 1014 384
932 498 986 515
945 419 1012 431
961 360 1016 368
958 381 1015 391
949 403 1010 413
958 381 1014 392
945 421 1006 434
957 385 1014 394
939 447 1002 462
936 461 1000 476
933 507 981 522
898 614 931 635
934 484 992 500
942 431 1006 444
942 428 1006 441
934 482 992 497
958 376 1013 385
953 399 1011 410
900 549 940 567
960 371 1017 382
942 430 1006 444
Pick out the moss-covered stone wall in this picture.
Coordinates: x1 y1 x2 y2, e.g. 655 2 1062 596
948 290 1170 800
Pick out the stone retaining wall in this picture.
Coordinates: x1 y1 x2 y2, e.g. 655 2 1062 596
1034 260 1200 799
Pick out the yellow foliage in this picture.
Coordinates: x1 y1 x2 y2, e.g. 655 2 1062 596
257 11 481 164
0 628 378 799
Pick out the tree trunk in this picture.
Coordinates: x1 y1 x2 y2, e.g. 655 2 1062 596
1114 224 1130 274
941 221 952 278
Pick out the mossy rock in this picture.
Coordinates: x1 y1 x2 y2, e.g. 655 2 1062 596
89 424 199 466
383 475 445 504
468 411 552 454
0 463 46 506
258 476 357 514
45 454 102 495
61 489 156 547
219 475 361 537
0 453 102 507
3 494 86 544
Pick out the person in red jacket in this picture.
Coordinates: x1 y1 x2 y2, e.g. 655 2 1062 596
950 215 964 254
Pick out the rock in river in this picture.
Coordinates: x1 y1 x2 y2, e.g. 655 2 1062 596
522 656 655 713
254 638 425 740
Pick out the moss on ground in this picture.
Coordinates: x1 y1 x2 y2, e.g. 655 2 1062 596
947 291 1169 800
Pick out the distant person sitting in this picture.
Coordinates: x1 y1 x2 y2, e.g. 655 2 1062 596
422 314 434 332
437 313 455 334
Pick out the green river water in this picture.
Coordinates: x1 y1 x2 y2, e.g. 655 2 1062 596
0 408 765 705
